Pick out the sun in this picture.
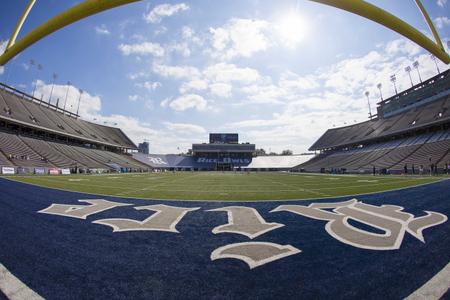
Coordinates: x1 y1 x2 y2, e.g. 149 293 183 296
275 12 309 48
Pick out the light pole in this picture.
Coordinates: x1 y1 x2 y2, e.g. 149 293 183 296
49 72 58 105
377 83 383 101
31 62 43 98
365 91 372 119
413 61 422 83
29 59 35 95
76 89 83 116
430 55 440 74
390 74 398 94
63 81 71 112
405 66 413 87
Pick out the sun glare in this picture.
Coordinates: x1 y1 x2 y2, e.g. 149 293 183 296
276 12 309 48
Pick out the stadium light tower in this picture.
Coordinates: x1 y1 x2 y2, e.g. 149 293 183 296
30 59 37 97
390 75 398 95
413 61 422 83
34 63 43 97
49 73 58 104
365 91 373 119
430 55 440 74
377 83 383 101
405 66 414 87
76 89 83 116
63 81 71 111
29 59 35 95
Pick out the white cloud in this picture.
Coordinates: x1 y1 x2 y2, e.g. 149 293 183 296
209 83 232 98
128 95 139 102
167 94 207 111
118 42 165 57
181 26 201 44
144 3 189 23
135 81 162 91
385 39 421 56
434 16 450 29
160 98 171 108
437 0 447 7
169 42 191 57
203 63 260 83
34 80 101 118
209 18 271 60
279 71 320 91
127 72 147 81
179 79 208 93
95 24 110 35
241 84 286 104
153 63 200 79
164 122 206 134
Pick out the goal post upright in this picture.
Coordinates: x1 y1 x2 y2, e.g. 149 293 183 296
309 0 450 64
5 0 36 50
413 0 444 51
0 0 142 66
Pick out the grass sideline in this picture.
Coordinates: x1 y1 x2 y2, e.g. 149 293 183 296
2 172 446 201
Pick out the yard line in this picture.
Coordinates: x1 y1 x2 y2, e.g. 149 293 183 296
405 262 450 300
0 263 43 300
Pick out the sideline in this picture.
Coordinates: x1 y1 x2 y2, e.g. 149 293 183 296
405 262 450 300
0 264 43 300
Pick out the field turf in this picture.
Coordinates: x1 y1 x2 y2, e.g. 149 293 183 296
2 172 444 201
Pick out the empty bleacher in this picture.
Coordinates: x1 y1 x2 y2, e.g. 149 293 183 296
299 129 450 173
0 82 149 173
299 70 450 174
0 85 135 148
0 131 52 168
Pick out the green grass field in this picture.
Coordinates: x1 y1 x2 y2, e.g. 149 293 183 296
2 172 446 201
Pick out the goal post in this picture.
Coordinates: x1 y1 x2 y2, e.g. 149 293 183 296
0 0 142 66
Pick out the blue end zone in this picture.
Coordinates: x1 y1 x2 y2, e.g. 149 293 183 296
0 178 449 299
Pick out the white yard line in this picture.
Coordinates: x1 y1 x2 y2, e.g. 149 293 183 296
405 262 450 300
0 264 43 300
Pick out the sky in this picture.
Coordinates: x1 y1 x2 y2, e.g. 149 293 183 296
0 0 449 154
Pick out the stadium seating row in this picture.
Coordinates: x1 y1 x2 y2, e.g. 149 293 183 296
0 86 135 148
0 131 148 171
310 94 450 151
298 130 450 172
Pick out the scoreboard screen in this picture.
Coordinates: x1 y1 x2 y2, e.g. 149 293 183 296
209 133 239 144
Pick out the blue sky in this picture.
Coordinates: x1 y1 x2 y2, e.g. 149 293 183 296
0 0 449 153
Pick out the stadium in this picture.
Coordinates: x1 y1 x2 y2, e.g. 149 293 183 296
0 1 449 299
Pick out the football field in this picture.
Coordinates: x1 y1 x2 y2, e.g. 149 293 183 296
2 172 444 201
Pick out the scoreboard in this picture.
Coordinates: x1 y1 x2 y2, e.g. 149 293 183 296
209 133 239 144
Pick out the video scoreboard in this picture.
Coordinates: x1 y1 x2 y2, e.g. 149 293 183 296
209 133 239 144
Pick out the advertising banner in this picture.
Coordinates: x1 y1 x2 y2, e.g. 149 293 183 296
1 167 15 175
35 168 46 175
61 168 71 175
49 168 59 175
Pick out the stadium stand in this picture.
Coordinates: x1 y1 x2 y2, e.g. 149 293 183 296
296 69 450 174
0 83 149 174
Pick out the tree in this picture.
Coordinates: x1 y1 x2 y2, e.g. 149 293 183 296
254 148 266 156
281 149 293 156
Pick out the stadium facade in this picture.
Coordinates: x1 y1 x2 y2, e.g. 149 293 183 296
134 133 256 171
